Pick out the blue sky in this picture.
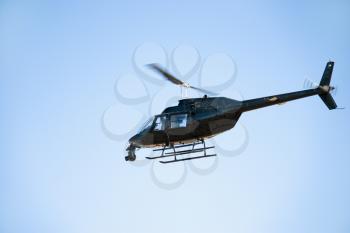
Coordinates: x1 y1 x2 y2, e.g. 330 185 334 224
1 0 350 233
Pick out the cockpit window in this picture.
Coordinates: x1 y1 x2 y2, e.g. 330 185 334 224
170 114 187 128
154 115 167 131
138 116 154 133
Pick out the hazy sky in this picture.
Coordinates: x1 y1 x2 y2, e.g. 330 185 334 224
1 0 350 233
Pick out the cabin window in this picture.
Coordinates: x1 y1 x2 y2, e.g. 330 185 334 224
170 114 188 128
154 116 166 131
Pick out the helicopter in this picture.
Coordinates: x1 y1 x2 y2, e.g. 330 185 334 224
125 61 339 163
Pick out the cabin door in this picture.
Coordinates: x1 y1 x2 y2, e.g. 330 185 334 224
153 115 169 145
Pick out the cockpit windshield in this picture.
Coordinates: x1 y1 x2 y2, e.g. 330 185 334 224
138 116 154 133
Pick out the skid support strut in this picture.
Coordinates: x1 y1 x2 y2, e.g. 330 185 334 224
146 140 216 164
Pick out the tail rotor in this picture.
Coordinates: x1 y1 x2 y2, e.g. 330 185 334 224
303 78 319 89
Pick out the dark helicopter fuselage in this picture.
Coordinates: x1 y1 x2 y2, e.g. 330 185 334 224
129 96 242 147
129 83 334 149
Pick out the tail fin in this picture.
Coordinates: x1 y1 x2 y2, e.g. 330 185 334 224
319 61 337 110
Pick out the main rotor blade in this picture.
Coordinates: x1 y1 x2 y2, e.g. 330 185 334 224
147 63 217 96
189 86 217 96
147 63 184 85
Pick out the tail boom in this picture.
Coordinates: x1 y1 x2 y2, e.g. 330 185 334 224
240 88 322 112
240 61 337 112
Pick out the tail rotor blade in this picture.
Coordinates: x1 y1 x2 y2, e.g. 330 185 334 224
303 78 318 89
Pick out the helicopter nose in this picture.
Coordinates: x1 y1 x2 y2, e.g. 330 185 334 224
129 134 141 146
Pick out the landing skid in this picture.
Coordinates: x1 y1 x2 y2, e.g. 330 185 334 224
146 140 216 164
159 154 216 164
